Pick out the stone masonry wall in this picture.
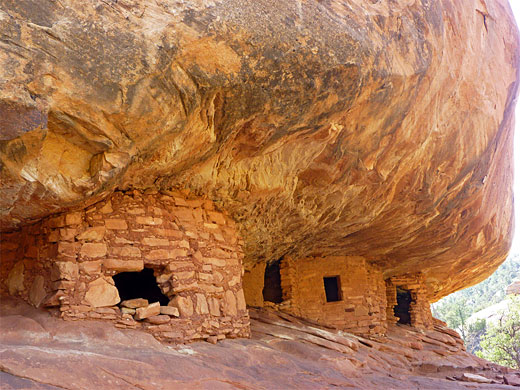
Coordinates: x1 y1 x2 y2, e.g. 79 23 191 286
242 255 388 336
386 273 433 329
0 189 250 343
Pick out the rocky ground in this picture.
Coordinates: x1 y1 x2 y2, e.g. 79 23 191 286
1 297 518 389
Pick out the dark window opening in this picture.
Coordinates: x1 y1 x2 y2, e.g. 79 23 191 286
263 259 283 304
113 268 169 306
394 286 412 325
323 276 342 302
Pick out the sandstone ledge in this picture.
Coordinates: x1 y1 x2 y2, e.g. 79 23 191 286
0 0 519 301
0 297 518 389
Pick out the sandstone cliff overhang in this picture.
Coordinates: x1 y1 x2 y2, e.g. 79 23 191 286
1 0 519 300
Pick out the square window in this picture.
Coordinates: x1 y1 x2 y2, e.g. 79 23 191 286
323 276 342 302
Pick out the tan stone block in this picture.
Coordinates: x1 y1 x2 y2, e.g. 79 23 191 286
177 240 190 249
236 289 247 312
48 215 66 228
208 297 221 316
60 228 77 241
136 216 163 225
142 237 169 246
105 219 128 230
29 275 46 307
121 298 149 308
207 211 226 225
210 248 229 258
174 271 195 280
172 281 199 293
195 293 209 315
112 246 141 257
104 258 143 272
166 262 194 272
199 273 212 282
84 277 120 307
174 208 194 221
145 315 171 324
121 307 136 315
204 223 218 230
156 273 172 283
51 261 79 281
76 226 106 242
213 233 225 242
148 248 187 260
147 249 170 260
153 228 183 239
169 296 193 317
128 208 145 215
65 212 83 226
80 243 107 258
223 290 237 316
79 260 102 275
99 201 113 213
205 257 226 267
7 261 24 295
58 241 79 257
135 302 161 320
174 197 188 206
48 230 60 242
160 306 180 316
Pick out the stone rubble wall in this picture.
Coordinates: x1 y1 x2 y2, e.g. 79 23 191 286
386 273 433 329
243 256 389 336
0 189 250 343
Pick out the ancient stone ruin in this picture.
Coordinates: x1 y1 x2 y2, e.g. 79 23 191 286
0 3 519 388
1 189 249 342
243 256 433 336
1 186 438 342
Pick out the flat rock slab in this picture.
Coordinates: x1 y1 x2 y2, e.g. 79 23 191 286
1 297 519 390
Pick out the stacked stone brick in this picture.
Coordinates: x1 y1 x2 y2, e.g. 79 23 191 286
0 189 250 343
244 256 389 336
243 256 435 336
385 273 433 329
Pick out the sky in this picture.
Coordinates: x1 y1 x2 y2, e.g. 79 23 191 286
510 3 520 254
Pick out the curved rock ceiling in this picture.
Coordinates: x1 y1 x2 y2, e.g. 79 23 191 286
0 0 518 300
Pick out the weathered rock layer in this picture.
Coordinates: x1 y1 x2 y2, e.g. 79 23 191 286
1 297 519 389
1 0 519 299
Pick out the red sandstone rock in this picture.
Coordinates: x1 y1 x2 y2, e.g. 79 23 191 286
103 258 143 272
135 302 161 320
121 299 149 309
84 277 120 308
2 298 518 390
160 306 180 317
0 0 517 302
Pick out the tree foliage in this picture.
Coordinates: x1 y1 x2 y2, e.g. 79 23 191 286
476 297 520 369
431 254 520 363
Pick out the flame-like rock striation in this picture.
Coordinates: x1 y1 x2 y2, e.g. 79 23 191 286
0 0 519 300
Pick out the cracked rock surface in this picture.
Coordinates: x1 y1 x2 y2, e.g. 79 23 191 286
0 0 519 299
1 297 519 389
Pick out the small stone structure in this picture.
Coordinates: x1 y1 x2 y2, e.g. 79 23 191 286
385 274 433 329
0 189 250 343
243 256 433 336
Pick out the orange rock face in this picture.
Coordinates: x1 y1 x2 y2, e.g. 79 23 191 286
0 0 518 300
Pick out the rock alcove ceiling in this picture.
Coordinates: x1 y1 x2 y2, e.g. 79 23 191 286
0 0 519 301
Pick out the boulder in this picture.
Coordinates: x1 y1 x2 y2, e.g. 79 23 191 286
84 277 120 308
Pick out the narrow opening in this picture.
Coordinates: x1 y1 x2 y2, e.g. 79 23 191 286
323 276 342 302
394 286 412 325
263 259 283 304
113 267 169 306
